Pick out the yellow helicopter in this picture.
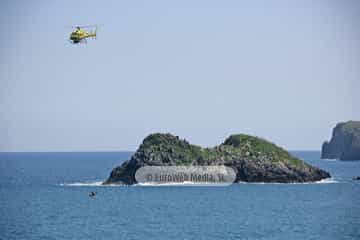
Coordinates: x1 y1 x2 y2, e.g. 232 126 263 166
68 25 98 44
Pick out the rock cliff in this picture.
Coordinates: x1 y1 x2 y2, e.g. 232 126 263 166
104 133 330 185
321 121 360 160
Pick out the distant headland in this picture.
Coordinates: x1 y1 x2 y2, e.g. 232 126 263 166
103 133 330 185
321 121 360 160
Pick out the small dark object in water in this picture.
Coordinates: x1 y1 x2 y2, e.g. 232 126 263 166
89 191 97 197
352 176 360 181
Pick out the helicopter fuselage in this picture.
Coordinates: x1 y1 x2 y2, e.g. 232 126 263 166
69 28 96 44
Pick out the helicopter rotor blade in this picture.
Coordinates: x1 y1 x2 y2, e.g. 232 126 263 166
78 25 97 28
65 25 102 29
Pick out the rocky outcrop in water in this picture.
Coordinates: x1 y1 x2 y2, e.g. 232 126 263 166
321 121 360 160
104 133 330 185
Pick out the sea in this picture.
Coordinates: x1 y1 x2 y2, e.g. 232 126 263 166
0 151 359 240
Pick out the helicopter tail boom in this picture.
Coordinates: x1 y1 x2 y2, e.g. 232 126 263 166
88 27 97 39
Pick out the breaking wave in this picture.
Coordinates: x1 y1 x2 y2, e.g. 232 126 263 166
59 178 338 187
135 181 230 187
315 178 338 184
59 181 104 186
237 178 338 184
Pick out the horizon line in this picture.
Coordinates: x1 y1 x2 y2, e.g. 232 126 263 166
0 149 321 153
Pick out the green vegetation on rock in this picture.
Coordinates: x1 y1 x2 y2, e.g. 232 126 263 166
104 133 330 184
223 134 306 167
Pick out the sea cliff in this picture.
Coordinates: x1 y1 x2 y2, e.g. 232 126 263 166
321 121 360 160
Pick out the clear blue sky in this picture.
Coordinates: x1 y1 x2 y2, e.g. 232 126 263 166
0 0 359 151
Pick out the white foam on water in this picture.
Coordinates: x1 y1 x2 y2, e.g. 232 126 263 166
135 181 230 187
59 178 339 187
59 181 103 186
315 178 338 184
237 178 338 185
322 159 338 162
59 181 130 187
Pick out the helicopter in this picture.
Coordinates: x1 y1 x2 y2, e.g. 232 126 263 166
67 25 98 44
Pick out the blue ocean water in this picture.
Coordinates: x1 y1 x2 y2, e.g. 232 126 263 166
0 151 359 240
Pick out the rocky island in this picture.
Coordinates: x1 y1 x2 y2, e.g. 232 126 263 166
104 133 330 185
321 121 360 160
